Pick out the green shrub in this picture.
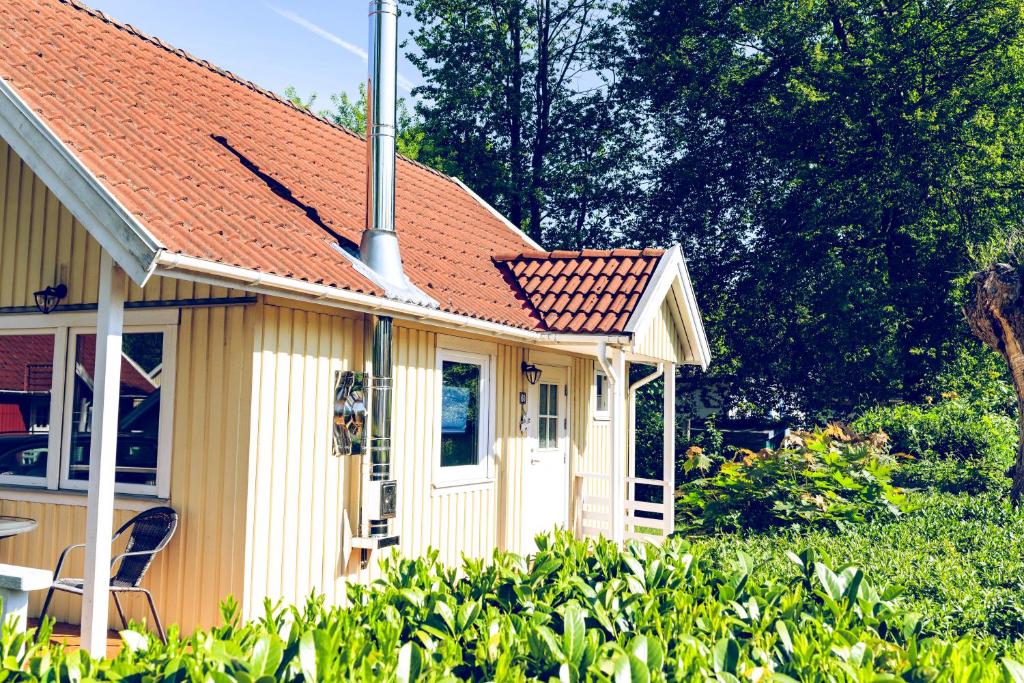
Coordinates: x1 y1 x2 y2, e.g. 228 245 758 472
676 425 907 533
852 399 1017 493
691 491 1024 646
10 532 1024 680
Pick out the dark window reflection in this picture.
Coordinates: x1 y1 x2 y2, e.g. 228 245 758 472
69 333 163 487
0 334 54 479
440 360 480 468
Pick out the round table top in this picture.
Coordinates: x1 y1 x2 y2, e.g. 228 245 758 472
0 516 36 539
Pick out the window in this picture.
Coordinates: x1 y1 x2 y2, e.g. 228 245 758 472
594 370 609 420
538 383 559 449
436 348 493 485
0 315 174 497
0 332 59 486
62 330 171 495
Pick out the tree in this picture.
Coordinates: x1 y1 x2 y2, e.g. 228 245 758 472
404 0 630 245
616 0 1024 417
284 84 426 160
964 263 1024 503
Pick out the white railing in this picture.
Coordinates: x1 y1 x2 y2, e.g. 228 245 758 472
575 472 674 545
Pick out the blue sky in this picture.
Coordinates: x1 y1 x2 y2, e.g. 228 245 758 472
86 0 422 106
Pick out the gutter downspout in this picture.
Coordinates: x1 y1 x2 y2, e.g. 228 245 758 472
597 341 626 545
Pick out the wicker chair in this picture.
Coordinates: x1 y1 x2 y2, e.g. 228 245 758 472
38 506 178 642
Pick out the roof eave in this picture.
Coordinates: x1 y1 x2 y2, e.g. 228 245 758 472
0 76 161 286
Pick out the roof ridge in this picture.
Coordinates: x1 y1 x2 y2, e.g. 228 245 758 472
492 248 666 262
57 0 452 183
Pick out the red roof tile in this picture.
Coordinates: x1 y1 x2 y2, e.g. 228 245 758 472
493 250 664 333
0 0 546 328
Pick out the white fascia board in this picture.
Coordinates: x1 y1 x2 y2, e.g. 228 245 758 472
675 249 712 369
448 175 545 252
0 77 161 285
155 252 629 345
623 244 711 369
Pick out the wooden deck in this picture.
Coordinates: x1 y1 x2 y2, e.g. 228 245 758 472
27 620 123 658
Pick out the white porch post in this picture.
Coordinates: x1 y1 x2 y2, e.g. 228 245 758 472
662 363 676 535
81 252 125 656
609 348 626 545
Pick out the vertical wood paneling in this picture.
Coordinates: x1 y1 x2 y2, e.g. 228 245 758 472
243 304 361 616
0 305 255 633
634 299 687 364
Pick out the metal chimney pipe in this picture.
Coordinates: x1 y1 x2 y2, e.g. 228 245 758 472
360 0 405 288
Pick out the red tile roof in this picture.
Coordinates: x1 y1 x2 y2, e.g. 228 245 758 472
493 250 664 333
0 0 669 334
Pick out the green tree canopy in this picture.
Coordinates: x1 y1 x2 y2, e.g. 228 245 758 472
617 0 1024 416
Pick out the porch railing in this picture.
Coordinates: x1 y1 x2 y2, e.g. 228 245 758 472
574 473 674 545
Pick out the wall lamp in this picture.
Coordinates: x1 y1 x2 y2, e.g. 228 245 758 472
521 361 542 385
33 284 67 314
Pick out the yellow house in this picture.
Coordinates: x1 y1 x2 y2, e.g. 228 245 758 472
0 0 709 654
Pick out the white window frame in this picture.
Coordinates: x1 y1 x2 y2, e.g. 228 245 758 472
0 327 67 488
59 324 176 498
434 346 495 488
593 369 610 421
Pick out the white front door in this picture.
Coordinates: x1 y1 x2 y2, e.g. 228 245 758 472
522 365 569 553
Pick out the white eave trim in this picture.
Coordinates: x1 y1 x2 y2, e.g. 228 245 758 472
155 252 630 345
0 77 161 286
623 245 711 369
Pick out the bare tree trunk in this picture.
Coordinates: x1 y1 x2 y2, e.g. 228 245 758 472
964 263 1024 504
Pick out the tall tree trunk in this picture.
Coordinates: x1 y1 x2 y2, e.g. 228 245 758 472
529 0 552 244
964 263 1024 504
508 0 525 229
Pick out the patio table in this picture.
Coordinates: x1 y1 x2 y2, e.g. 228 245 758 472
0 517 36 540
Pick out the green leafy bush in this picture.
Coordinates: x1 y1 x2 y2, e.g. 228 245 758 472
676 425 907 533
692 491 1024 646
852 399 1017 493
10 532 1024 681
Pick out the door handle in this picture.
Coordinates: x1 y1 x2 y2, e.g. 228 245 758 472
530 457 541 464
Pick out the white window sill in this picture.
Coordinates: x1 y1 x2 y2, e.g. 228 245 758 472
593 414 610 422
0 485 168 512
431 478 495 496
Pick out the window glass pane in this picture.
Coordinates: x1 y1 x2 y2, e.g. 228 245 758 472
595 372 607 413
440 360 481 468
548 385 558 416
69 332 163 487
0 334 54 479
538 415 549 446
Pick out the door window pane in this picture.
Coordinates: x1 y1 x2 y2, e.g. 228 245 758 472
0 334 54 479
539 383 558 449
440 360 481 468
595 371 608 413
68 332 163 487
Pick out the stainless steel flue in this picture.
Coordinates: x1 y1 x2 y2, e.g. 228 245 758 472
360 0 405 288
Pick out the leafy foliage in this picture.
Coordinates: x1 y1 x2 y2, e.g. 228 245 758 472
12 532 1024 680
853 398 1018 493
694 491 1024 645
283 84 425 160
676 425 907 533
616 0 1024 417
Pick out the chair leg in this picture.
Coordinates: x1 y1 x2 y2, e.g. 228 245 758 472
111 592 129 631
142 590 165 644
34 587 56 643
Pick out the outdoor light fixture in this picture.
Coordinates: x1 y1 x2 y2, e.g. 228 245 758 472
33 284 67 314
521 361 542 385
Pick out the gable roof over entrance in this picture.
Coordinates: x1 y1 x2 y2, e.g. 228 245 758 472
0 0 709 363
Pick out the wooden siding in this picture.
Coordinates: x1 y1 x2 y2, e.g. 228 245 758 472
0 139 246 309
633 299 688 365
0 304 255 632
243 303 363 614
570 357 615 537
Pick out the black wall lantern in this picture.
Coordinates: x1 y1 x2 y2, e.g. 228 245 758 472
33 284 67 314
521 361 542 385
